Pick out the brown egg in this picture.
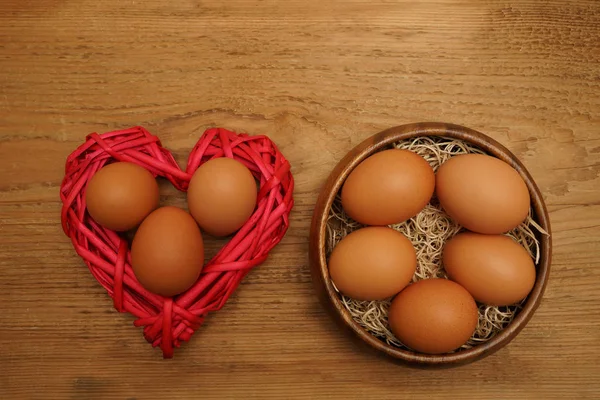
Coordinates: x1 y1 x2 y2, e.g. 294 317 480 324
388 278 478 354
85 162 159 231
341 149 435 225
328 227 416 301
436 154 530 234
443 232 536 306
187 157 257 237
131 206 204 297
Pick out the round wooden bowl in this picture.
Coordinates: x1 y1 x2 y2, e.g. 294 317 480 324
309 122 552 368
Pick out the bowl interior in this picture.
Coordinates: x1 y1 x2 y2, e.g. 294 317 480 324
309 122 552 368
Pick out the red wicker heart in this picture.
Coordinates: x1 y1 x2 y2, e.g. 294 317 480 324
60 126 294 358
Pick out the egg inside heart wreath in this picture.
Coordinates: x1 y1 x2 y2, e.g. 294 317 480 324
59 126 294 358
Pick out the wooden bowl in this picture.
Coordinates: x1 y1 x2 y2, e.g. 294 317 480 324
309 122 552 368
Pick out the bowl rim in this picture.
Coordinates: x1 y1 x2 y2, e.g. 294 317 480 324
309 122 552 368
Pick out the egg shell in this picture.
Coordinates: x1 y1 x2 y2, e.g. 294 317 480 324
131 206 204 297
187 157 257 237
85 162 159 231
328 226 416 301
388 278 478 354
443 232 536 306
436 154 530 234
341 149 435 226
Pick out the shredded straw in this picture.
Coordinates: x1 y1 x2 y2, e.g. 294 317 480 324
326 136 549 351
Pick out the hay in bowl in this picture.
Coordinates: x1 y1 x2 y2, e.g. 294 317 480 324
309 122 552 368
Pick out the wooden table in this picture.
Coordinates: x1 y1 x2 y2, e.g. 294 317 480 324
1 1 599 398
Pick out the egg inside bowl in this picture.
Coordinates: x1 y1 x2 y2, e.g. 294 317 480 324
309 122 552 368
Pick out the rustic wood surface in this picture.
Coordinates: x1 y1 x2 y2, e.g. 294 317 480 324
1 0 599 398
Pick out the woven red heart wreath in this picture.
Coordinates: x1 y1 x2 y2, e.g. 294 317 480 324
60 126 294 358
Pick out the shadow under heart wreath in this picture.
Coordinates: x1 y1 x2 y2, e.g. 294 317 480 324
60 126 294 358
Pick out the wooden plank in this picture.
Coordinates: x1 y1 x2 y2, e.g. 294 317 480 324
1 0 599 398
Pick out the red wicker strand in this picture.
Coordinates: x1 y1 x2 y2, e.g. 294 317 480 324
59 126 294 358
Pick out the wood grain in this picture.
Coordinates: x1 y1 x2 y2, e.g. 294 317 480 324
1 0 599 398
